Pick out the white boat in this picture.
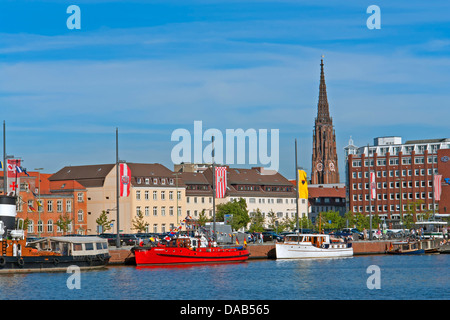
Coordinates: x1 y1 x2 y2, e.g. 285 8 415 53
275 233 353 259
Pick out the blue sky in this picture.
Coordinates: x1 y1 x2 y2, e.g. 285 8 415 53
1 0 450 181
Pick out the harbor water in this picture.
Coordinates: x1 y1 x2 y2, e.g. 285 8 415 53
0 254 448 300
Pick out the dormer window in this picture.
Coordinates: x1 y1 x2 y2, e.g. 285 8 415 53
137 178 142 184
153 178 158 185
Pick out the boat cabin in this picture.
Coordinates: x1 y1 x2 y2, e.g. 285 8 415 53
28 236 109 257
285 234 330 245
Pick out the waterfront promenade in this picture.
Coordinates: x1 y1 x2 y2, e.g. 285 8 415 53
108 240 396 265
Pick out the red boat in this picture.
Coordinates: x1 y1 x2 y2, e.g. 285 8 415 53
133 236 250 265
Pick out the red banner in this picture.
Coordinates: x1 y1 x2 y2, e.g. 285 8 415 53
119 163 131 197
215 167 227 198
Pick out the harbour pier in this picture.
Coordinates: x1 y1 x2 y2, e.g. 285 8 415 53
108 240 399 265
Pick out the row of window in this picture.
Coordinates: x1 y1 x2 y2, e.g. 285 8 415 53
353 203 438 213
17 198 79 213
352 192 434 201
136 190 182 201
146 223 176 234
25 214 84 234
352 179 434 190
351 168 438 179
352 155 438 168
136 206 182 217
229 197 298 204
136 177 176 186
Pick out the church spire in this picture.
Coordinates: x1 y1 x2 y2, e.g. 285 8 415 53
317 58 331 124
311 57 340 185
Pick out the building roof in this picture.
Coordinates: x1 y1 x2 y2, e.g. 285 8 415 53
50 164 115 188
404 138 450 145
308 185 346 198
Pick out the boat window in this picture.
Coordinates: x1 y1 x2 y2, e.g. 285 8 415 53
102 242 108 249
85 243 94 251
192 240 197 247
73 243 83 251
96 243 103 250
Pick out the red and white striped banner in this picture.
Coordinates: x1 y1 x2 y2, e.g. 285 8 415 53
370 171 376 200
434 174 442 201
119 163 131 197
215 166 227 198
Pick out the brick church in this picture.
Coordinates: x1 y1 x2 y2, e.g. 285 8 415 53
311 58 340 185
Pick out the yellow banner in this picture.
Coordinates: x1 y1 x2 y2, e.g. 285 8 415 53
298 170 308 199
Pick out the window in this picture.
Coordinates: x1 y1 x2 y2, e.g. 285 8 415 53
145 206 149 216
47 220 53 233
177 191 181 200
57 200 63 212
153 206 158 216
161 206 166 216
169 191 173 200
153 191 157 200
66 200 72 213
77 210 84 221
136 190 141 200
402 157 411 165
27 220 34 233
169 207 174 216
47 200 53 212
389 158 399 165
415 157 424 164
153 224 158 233
37 220 43 233
77 193 84 202
145 191 149 200
161 191 165 200
136 206 141 215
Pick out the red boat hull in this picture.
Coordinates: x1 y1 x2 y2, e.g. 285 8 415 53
133 246 250 265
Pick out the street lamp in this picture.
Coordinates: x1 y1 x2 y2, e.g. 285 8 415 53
34 168 44 237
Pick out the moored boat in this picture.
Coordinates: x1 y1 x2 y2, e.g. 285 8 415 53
275 233 353 259
132 235 250 265
0 195 110 273
386 241 425 255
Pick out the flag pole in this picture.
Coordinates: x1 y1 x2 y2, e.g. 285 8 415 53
368 143 372 240
212 136 216 242
432 153 436 221
3 121 6 195
295 139 300 235
116 128 121 248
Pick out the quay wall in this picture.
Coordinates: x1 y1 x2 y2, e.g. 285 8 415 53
108 241 393 265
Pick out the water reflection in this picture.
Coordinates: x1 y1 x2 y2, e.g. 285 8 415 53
0 255 448 300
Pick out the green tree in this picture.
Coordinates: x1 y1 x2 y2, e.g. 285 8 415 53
197 209 210 226
96 210 114 233
56 213 72 235
249 208 265 232
266 210 278 230
131 210 149 233
216 198 250 231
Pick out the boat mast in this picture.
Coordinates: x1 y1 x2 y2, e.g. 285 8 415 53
3 121 5 195
295 139 300 235
115 128 121 248
212 136 216 242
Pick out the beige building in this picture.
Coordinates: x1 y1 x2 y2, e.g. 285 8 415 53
179 166 307 230
50 163 186 234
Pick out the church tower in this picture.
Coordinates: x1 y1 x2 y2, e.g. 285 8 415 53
311 58 340 184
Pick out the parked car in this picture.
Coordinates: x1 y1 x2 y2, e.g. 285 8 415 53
121 234 140 246
262 231 284 242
